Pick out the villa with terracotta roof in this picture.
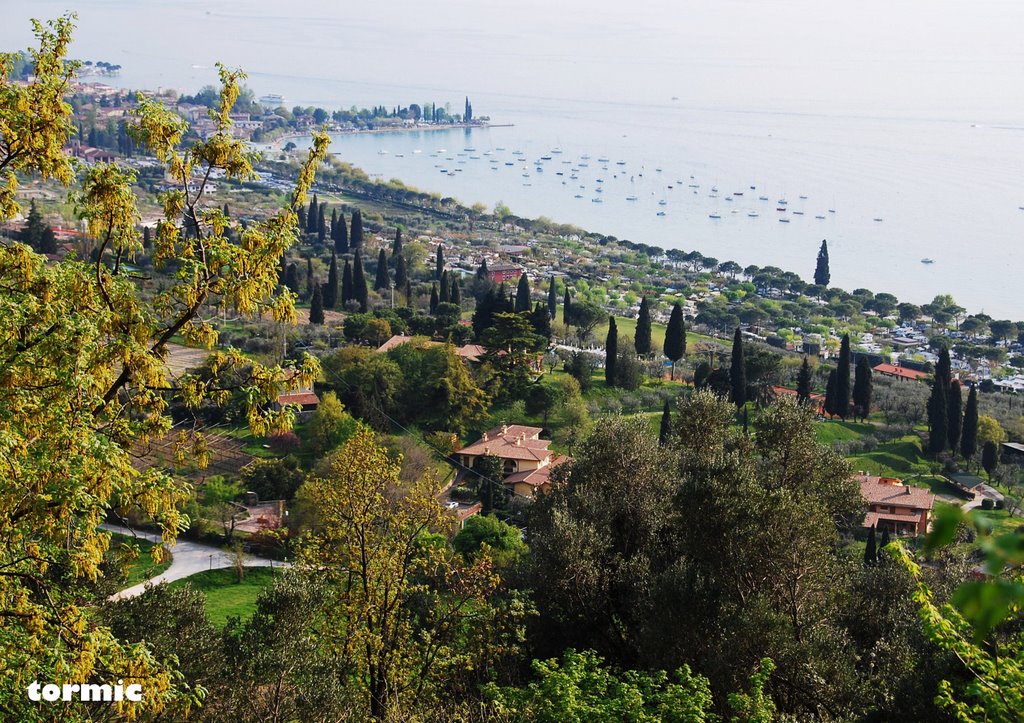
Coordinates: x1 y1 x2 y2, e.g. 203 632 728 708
872 363 929 382
856 473 935 536
377 335 486 362
456 424 567 496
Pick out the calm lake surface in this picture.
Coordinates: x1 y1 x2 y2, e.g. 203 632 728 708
5 0 1023 317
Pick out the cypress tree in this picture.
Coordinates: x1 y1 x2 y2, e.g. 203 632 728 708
393 251 408 290
305 257 314 300
547 276 557 320
961 384 979 462
223 202 230 218
429 283 439 313
435 245 444 279
530 301 551 340
330 208 337 242
864 525 877 566
982 441 998 478
814 239 830 286
307 194 318 234
22 200 47 251
928 348 952 456
350 209 363 248
297 205 306 233
824 369 838 417
476 258 489 280
439 270 450 303
374 248 390 291
309 282 324 324
880 527 891 552
797 356 813 404
664 303 686 381
341 259 353 305
515 273 531 312
730 327 746 408
635 296 652 355
451 277 461 306
563 289 572 326
392 227 403 256
285 262 300 295
947 379 963 454
325 252 338 309
352 250 368 312
852 357 873 421
836 334 851 419
659 399 672 446
334 211 349 253
605 317 618 387
472 287 497 337
317 203 327 243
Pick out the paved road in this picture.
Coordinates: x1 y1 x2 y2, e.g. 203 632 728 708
102 523 285 600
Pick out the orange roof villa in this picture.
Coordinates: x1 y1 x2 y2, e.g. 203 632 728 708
456 424 567 496
856 473 935 536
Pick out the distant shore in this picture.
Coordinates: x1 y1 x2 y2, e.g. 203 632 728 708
261 122 513 152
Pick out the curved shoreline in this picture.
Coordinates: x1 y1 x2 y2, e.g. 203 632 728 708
261 122 512 152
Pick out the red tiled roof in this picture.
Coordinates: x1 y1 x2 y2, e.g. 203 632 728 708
863 511 923 528
377 335 485 361
278 391 320 406
856 474 935 511
504 455 568 488
457 425 549 462
873 363 929 381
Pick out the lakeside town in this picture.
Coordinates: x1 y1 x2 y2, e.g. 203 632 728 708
2 16 1023 722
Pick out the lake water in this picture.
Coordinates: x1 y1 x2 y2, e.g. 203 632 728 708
5 0 1023 317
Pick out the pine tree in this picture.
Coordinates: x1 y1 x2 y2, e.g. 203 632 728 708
515 273 530 312
350 209 363 249
864 525 877 566
309 281 325 324
285 262 300 295
374 248 390 291
305 257 314 300
836 334 851 419
664 303 686 381
435 245 444 280
341 259 353 306
563 289 572 326
635 296 652 356
659 399 672 446
797 356 813 404
334 211 349 253
325 252 338 309
429 283 439 313
824 369 838 417
451 277 461 306
392 227 403 256
852 357 873 421
317 203 327 243
947 379 963 454
961 384 979 462
352 250 368 312
730 327 746 408
439 270 450 303
605 316 618 387
547 276 557 320
814 239 830 286
393 251 408 290
21 200 47 251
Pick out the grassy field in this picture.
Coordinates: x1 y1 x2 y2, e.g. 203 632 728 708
169 567 278 627
109 532 172 587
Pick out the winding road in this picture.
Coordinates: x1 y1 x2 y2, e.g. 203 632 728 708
102 523 285 600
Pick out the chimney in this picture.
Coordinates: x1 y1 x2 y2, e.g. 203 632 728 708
482 432 488 442
501 424 508 435
905 486 911 495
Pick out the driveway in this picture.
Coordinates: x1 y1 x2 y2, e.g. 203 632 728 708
960 483 1005 512
102 523 285 600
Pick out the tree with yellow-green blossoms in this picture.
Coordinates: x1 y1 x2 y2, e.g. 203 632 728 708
0 15 327 720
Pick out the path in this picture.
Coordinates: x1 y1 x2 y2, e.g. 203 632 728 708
103 523 285 600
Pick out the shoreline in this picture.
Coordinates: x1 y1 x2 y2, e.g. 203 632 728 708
261 122 513 152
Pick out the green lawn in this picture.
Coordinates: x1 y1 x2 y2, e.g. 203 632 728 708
169 567 278 627
109 532 172 587
814 420 877 445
